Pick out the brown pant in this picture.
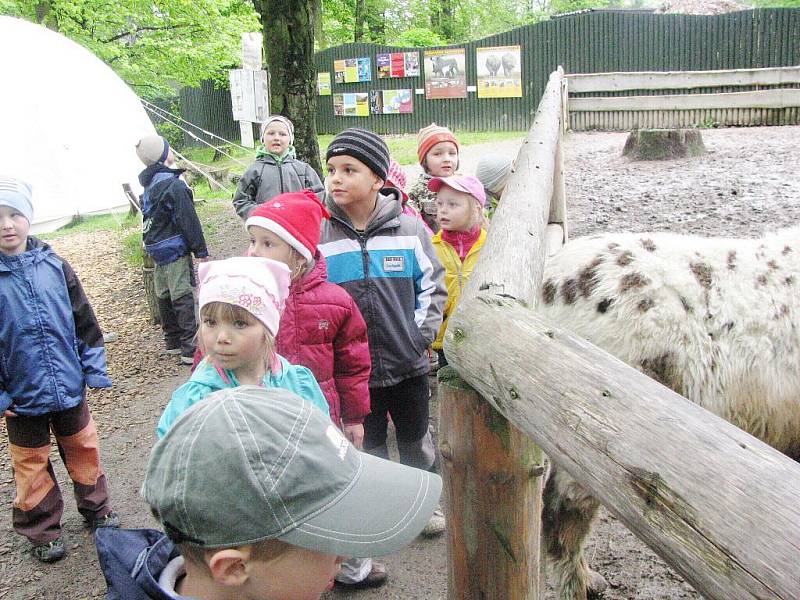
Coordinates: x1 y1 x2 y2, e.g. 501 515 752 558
6 398 112 545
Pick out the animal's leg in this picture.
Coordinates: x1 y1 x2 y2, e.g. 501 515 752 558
543 465 607 599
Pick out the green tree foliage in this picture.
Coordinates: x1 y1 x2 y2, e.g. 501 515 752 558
4 0 259 98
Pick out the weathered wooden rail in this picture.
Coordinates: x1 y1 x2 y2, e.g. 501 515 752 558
565 65 800 130
439 67 800 599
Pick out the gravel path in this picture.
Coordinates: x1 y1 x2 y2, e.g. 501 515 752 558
0 125 797 600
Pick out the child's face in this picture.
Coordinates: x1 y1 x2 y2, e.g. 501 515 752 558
249 226 297 266
200 310 269 376
262 122 291 156
326 155 383 211
424 141 458 177
435 186 477 232
244 546 342 600
0 205 30 256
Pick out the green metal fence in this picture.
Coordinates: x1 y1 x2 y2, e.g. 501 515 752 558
178 8 800 143
313 8 800 134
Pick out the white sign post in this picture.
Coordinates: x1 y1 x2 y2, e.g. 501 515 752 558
230 32 269 148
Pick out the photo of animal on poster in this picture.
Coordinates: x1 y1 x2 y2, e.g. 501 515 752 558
476 45 522 98
424 48 467 99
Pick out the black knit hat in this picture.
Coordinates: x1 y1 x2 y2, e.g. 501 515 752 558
325 128 390 181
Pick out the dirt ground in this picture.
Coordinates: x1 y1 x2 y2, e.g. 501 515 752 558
0 125 797 600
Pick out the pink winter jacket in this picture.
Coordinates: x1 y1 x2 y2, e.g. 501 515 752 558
276 253 371 426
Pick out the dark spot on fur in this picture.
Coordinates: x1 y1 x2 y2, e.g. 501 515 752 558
756 274 768 286
638 297 655 312
690 261 713 289
776 304 790 319
785 276 796 286
597 298 614 313
679 296 693 313
561 278 579 305
767 260 778 271
727 251 737 271
542 279 557 305
607 242 619 251
782 245 792 256
578 257 603 298
616 250 634 266
640 238 657 252
640 354 683 394
724 321 735 332
619 272 650 293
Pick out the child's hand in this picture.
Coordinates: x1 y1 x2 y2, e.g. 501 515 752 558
3 410 17 418
343 423 364 450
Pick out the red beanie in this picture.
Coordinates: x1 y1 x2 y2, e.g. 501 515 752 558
417 123 459 165
245 190 330 261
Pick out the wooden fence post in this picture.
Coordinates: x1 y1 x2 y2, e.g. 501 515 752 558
438 368 544 600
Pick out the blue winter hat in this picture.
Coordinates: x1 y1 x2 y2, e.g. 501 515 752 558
0 176 34 224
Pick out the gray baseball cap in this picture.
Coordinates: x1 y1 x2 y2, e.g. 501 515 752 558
143 386 442 558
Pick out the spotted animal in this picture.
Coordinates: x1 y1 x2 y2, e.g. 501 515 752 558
538 227 800 599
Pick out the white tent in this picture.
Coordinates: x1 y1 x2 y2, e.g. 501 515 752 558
0 17 156 233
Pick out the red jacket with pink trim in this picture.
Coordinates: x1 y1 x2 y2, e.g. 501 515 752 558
275 254 371 426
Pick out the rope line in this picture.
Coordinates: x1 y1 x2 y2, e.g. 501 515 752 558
140 98 250 152
142 103 251 169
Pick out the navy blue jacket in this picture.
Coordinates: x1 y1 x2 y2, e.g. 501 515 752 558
95 528 184 600
0 238 111 415
139 165 208 266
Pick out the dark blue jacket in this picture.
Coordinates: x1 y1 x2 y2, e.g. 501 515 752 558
139 165 208 266
95 528 184 600
0 238 111 415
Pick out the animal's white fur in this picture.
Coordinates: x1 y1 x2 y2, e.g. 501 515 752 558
538 226 800 599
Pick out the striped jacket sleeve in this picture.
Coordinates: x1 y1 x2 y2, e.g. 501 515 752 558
411 220 447 347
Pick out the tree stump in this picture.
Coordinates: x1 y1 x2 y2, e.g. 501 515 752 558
622 128 706 160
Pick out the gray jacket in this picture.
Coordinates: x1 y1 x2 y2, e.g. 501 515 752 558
319 190 446 388
232 155 324 219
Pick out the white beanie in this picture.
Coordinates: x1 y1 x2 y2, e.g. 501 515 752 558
0 176 34 223
260 115 295 145
475 156 513 195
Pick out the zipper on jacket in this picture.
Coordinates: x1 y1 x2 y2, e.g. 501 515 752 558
277 162 285 194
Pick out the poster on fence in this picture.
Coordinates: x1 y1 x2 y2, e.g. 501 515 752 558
334 60 346 84
424 48 467 99
370 89 413 114
338 57 371 83
317 72 331 95
333 93 369 116
377 52 420 78
476 46 522 98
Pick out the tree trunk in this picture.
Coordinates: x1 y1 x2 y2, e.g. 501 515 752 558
430 0 456 42
354 0 366 42
253 0 323 175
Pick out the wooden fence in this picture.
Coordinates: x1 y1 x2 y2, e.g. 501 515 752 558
438 67 800 599
566 65 800 130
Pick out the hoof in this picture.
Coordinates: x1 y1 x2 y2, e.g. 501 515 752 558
587 569 608 598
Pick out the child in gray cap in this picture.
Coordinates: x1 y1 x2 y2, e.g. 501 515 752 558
96 386 442 600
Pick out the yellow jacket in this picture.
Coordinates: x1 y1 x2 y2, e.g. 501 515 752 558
431 228 487 350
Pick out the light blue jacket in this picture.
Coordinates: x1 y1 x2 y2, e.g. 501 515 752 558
156 355 329 438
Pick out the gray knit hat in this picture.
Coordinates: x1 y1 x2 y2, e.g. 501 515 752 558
135 135 170 166
475 155 513 195
143 386 442 557
260 115 294 144
0 176 34 223
325 128 390 181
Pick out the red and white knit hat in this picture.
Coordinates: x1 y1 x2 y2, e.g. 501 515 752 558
245 190 331 262
416 123 459 164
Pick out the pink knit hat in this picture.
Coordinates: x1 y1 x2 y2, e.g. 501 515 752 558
385 159 408 202
198 257 291 336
